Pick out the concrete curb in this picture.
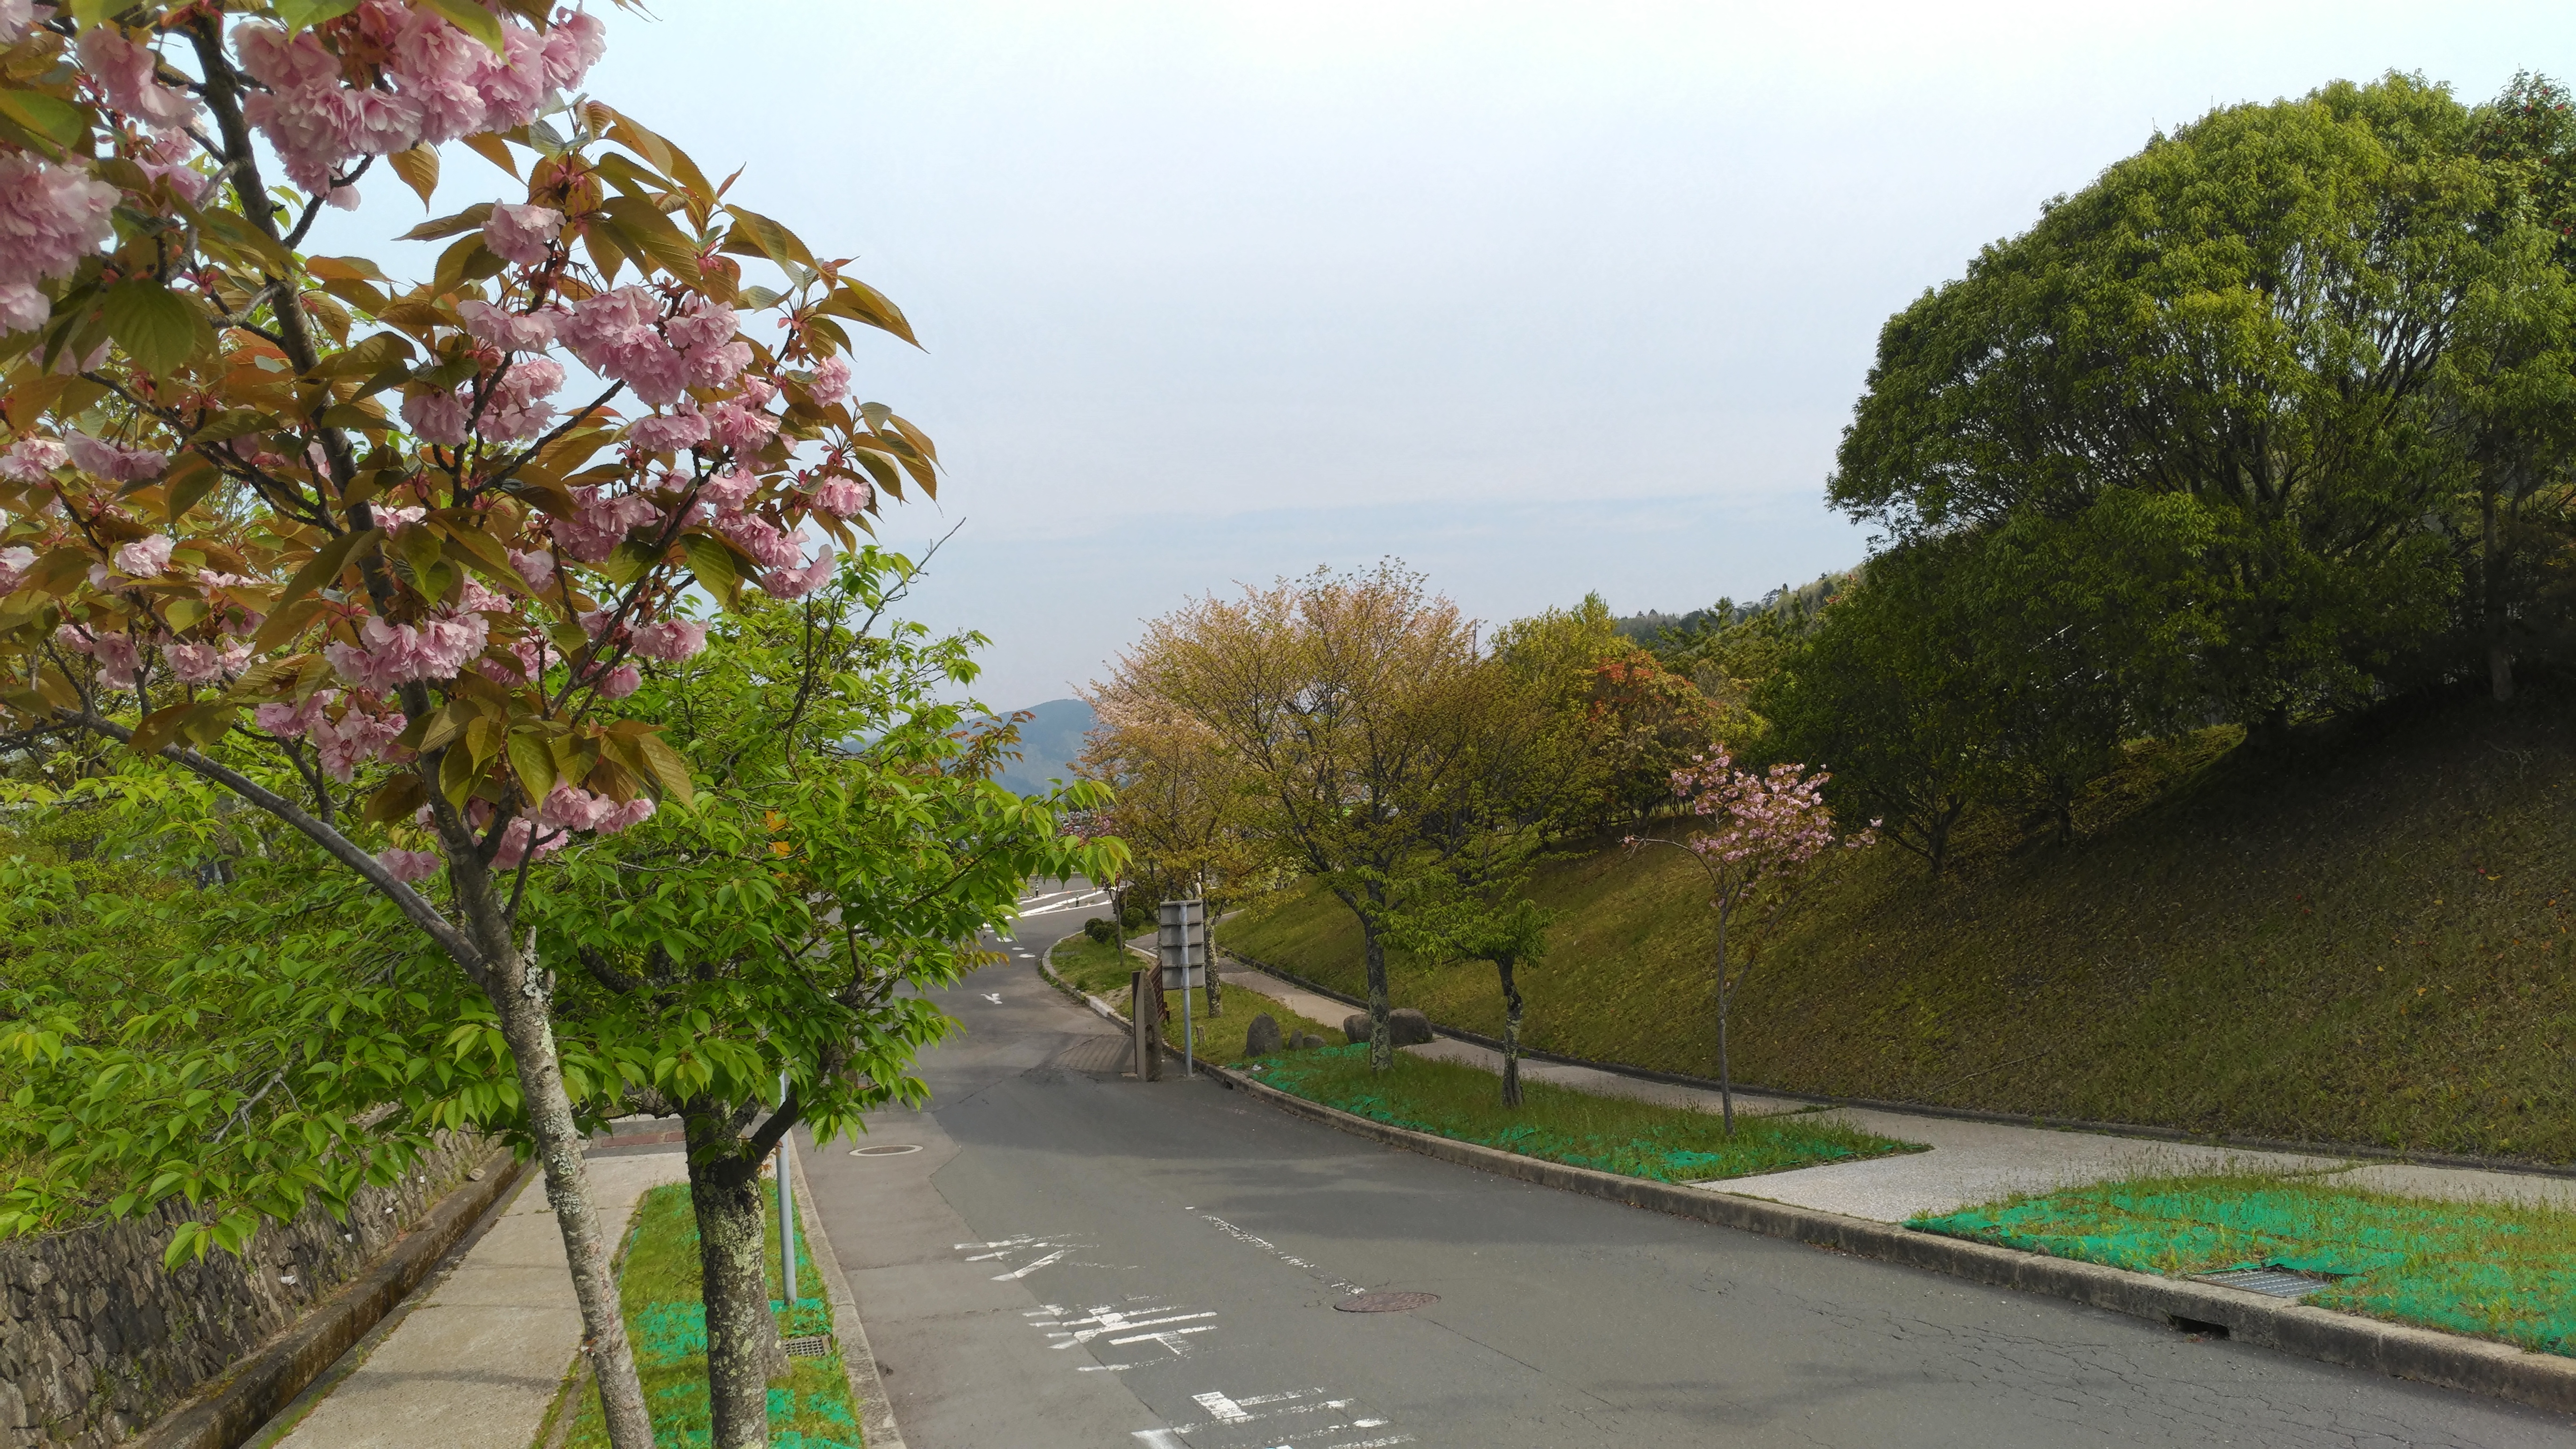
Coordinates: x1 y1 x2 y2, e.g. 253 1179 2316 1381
1201 1060 2576 1418
131 1146 526 1449
787 1140 907 1449
1216 947 2576 1182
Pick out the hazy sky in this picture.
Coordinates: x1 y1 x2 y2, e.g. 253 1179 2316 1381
384 2 2576 706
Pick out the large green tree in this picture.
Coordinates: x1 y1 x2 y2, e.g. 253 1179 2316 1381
1832 74 2574 731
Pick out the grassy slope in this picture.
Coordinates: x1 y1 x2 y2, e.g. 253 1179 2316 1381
1044 933 1344 1061
1225 690 2576 1163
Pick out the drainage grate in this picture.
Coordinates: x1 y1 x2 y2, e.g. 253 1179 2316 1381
783 1334 835 1358
2194 1268 2329 1299
1335 1291 1440 1313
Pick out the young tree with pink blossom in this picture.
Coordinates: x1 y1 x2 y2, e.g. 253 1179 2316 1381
0 6 929 1444
1627 750 1872 1133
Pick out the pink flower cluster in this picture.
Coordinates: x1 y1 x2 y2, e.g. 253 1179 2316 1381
481 203 562 267
0 437 65 483
111 534 173 577
324 612 493 688
760 554 834 600
0 545 32 593
809 356 851 406
1664 748 1866 881
235 6 606 202
0 154 118 335
166 638 252 685
811 477 870 518
628 619 706 661
458 298 562 352
54 623 144 690
377 847 443 884
508 548 558 593
555 485 664 564
68 435 167 482
79 27 199 132
480 357 564 442
562 289 749 410
536 781 655 835
254 689 405 779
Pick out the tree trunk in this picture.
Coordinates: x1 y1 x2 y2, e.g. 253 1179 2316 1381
1360 900 1393 1072
1712 908 1734 1135
488 946 657 1449
2485 487 2516 703
683 1117 786 1449
1496 959 1523 1109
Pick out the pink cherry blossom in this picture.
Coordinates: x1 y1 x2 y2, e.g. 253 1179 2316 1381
0 437 65 482
509 548 558 593
165 639 251 685
625 408 710 453
665 297 736 353
707 401 776 453
759 552 835 600
554 486 662 564
113 534 174 576
255 691 335 739
739 377 778 412
811 478 870 517
57 625 145 690
378 847 443 884
0 0 33 46
0 283 46 335
0 151 119 298
598 796 655 833
311 706 407 780
66 435 166 482
541 9 609 92
402 389 471 445
808 356 852 406
628 619 706 662
491 816 567 870
717 512 803 570
481 203 564 268
595 663 641 698
684 339 751 390
323 612 493 688
457 299 562 351
78 27 200 131
0 545 32 593
699 468 758 511
132 130 209 206
479 357 564 441
560 287 689 406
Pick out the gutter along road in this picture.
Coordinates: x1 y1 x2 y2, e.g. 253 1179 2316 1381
798 888 2568 1448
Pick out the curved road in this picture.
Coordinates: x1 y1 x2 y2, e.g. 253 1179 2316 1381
801 888 2570 1449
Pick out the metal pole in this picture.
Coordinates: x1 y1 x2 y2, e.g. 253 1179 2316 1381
777 1071 797 1309
1180 899 1195 1078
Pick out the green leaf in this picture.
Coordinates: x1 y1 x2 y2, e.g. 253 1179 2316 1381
507 730 558 801
276 0 363 32
683 533 743 608
399 203 496 243
417 0 506 53
253 529 377 650
633 733 695 805
389 143 440 209
103 282 210 378
0 90 90 154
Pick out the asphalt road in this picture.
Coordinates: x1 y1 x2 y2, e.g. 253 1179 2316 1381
802 886 2572 1449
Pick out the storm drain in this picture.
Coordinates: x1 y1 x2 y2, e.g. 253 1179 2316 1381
2194 1268 2330 1298
783 1334 835 1358
1335 1291 1440 1313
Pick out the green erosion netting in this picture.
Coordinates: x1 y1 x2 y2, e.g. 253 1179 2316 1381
1909 1180 2576 1358
1254 1042 1914 1182
566 1182 865 1449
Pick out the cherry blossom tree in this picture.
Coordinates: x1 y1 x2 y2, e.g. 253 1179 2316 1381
1628 750 1871 1132
0 6 932 1444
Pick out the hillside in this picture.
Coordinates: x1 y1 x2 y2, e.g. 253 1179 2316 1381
986 698 1096 796
1220 687 2576 1165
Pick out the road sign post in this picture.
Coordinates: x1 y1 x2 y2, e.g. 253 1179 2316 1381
1158 899 1207 1078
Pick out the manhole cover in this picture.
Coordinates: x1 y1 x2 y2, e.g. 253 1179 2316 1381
782 1334 834 1358
850 1144 923 1157
1335 1291 1439 1313
2194 1268 2328 1298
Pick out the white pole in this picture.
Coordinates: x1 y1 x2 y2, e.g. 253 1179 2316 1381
777 1071 797 1309
1180 899 1196 1078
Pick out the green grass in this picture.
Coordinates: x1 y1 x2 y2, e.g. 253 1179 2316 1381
1043 932 1346 1063
1225 690 2576 1162
1910 1171 2576 1357
1249 1042 1919 1182
563 1180 860 1449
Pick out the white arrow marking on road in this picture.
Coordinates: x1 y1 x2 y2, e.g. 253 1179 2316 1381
994 1247 1071 1280
982 992 1003 1003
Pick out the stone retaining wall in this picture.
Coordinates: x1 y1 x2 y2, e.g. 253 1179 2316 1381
0 1134 488 1449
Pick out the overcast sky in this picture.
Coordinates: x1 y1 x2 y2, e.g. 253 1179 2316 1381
452 2 2576 706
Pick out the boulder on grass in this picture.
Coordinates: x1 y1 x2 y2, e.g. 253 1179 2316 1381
1296 1032 1327 1050
1244 1013 1284 1057
1389 1007 1434 1046
1342 1013 1371 1045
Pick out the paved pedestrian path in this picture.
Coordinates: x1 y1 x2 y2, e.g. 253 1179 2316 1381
268 1152 686 1449
1215 961 2575 1223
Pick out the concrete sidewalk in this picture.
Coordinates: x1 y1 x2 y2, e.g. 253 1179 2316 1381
1216 962 2576 1223
264 1152 687 1449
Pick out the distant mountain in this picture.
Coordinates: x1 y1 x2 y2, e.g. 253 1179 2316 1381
985 697 1096 796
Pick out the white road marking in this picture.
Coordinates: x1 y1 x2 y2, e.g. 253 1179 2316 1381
1077 1363 1134 1372
982 991 1004 1003
1109 1324 1216 1350
1131 1432 1187 1449
994 1247 1070 1280
1199 1211 1366 1294
1195 1391 1251 1422
1047 1308 1216 1346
